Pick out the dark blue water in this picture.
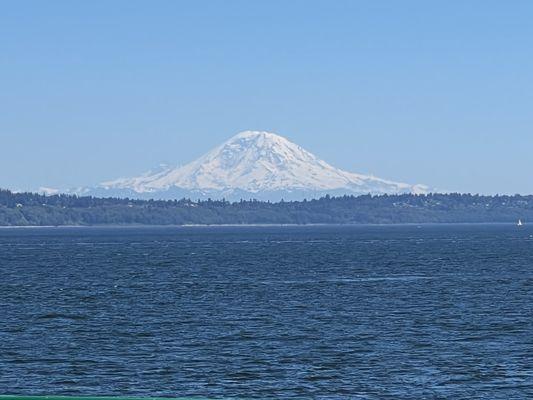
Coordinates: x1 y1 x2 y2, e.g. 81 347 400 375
0 225 531 399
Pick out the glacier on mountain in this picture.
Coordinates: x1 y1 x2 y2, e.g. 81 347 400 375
92 131 429 201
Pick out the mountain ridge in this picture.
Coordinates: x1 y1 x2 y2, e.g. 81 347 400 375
48 131 430 201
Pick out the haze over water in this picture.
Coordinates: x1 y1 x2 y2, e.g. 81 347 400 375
0 225 531 399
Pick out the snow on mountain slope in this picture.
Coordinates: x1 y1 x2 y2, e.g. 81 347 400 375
98 131 429 200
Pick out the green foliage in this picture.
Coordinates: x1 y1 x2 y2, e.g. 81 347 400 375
0 189 531 226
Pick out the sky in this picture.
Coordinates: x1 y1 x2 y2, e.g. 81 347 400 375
1 0 533 194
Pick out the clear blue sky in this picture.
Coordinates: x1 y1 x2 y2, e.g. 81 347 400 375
2 0 532 194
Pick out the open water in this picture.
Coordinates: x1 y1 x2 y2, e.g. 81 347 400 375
0 225 531 399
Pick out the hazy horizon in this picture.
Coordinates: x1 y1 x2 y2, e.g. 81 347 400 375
2 1 533 194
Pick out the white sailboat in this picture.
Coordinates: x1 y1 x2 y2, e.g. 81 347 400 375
517 219 523 226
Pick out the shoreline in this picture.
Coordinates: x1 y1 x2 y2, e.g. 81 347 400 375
0 221 519 229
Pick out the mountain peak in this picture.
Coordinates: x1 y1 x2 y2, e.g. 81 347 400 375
98 130 430 200
225 130 296 152
231 130 281 140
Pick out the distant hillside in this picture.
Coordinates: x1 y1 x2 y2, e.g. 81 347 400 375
1 189 532 226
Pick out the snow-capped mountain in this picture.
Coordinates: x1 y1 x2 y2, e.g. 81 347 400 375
84 131 429 201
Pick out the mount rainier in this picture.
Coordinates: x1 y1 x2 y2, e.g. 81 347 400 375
81 131 429 201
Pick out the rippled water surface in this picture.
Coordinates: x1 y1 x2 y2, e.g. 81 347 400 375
0 225 532 399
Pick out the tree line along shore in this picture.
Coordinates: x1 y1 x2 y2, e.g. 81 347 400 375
0 189 531 226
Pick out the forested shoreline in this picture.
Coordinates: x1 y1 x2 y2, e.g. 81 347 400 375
0 189 532 226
